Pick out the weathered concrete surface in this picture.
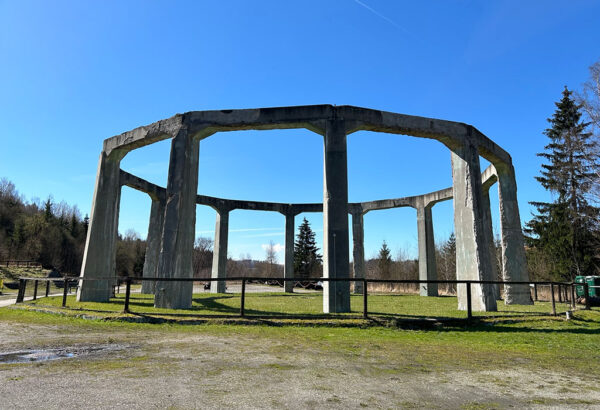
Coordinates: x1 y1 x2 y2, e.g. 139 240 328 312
104 106 512 173
451 143 497 312
481 186 501 301
141 198 165 294
284 212 296 293
416 203 438 297
351 210 365 294
77 151 123 302
211 209 229 294
154 130 200 309
322 119 350 313
497 165 532 305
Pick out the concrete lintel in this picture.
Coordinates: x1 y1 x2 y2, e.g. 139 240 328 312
103 106 513 171
120 170 166 202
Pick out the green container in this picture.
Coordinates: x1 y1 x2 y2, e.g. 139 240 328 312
575 276 600 297
587 276 600 298
575 276 587 297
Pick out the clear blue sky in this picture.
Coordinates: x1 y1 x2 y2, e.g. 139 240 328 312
1 1 599 261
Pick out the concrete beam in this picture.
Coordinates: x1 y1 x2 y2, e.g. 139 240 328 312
141 198 165 294
105 106 513 172
155 129 200 309
211 208 229 294
451 142 497 312
322 119 351 313
77 151 123 302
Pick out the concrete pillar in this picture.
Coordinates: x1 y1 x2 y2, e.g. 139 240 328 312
497 165 532 305
351 211 365 294
141 197 165 294
322 119 351 313
155 129 200 309
417 203 438 296
77 150 123 302
284 211 296 293
481 187 501 300
451 143 497 312
210 208 229 294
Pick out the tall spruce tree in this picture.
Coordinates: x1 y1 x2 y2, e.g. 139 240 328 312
377 240 393 279
526 87 599 280
293 218 322 279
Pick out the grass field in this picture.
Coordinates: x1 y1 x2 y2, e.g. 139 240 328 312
23 290 575 320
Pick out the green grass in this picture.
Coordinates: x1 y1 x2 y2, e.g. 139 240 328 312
23 291 574 321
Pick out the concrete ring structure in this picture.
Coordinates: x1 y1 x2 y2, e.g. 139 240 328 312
77 105 532 313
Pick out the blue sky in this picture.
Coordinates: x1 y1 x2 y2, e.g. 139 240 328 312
1 1 599 261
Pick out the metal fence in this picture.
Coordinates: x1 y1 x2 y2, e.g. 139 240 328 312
2 260 42 268
15 276 595 322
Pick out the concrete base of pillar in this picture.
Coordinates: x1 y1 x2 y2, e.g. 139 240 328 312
323 281 351 313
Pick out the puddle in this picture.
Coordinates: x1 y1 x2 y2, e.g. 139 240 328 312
0 344 128 364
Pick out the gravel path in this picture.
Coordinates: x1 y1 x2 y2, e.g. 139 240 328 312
1 321 599 409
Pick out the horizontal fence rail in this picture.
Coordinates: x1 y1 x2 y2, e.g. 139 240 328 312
2 260 42 268
15 275 594 321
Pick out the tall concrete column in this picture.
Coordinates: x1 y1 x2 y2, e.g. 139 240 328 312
211 208 229 294
322 119 351 313
497 164 532 305
417 203 438 296
155 129 200 309
481 186 501 300
141 197 165 294
284 211 296 293
451 143 497 312
351 210 365 294
77 150 124 302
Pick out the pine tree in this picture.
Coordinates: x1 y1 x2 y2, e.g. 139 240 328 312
526 87 599 280
377 240 392 279
293 218 322 279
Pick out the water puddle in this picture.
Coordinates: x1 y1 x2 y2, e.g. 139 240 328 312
0 344 127 364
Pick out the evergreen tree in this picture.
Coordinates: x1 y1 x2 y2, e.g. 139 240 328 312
377 240 392 278
525 87 599 280
293 218 322 279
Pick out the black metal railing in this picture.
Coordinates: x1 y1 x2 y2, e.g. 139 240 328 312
14 276 594 321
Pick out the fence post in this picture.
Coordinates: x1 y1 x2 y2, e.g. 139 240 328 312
534 283 538 301
33 280 38 301
240 279 246 317
557 284 562 303
571 284 576 310
16 279 26 303
466 281 472 321
550 283 556 315
584 283 591 310
123 278 131 313
363 279 368 319
62 278 69 307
